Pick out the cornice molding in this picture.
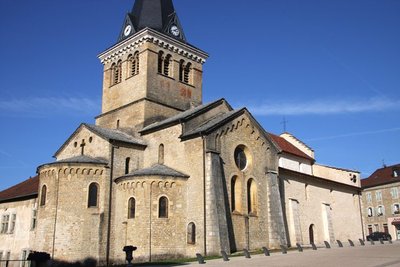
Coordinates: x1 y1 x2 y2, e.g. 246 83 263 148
98 28 208 65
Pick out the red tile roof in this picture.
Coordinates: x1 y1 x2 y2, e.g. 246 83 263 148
361 164 400 189
0 176 39 203
267 133 314 161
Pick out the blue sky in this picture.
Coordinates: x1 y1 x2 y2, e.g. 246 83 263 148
0 0 399 190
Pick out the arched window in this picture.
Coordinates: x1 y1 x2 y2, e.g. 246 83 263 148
231 177 236 211
184 62 191 84
377 205 385 216
158 51 164 74
159 196 168 218
40 185 47 206
128 52 139 77
231 176 241 212
187 222 196 244
111 60 122 85
128 197 136 219
163 54 172 76
125 157 131 174
394 204 400 214
88 183 99 208
247 179 257 214
158 144 164 164
179 60 185 82
367 207 373 217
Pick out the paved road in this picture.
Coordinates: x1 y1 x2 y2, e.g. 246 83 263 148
148 242 400 267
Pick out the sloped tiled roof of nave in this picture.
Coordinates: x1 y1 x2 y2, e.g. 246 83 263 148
181 109 246 139
115 164 189 183
140 98 231 134
267 133 314 161
0 175 39 203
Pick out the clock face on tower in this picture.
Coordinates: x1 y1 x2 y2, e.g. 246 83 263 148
124 25 132 37
170 25 180 37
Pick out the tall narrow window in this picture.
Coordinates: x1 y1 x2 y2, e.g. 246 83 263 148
231 177 236 212
159 196 168 218
128 52 139 77
247 179 257 214
184 62 191 84
179 60 185 82
158 51 164 74
112 60 122 85
158 144 164 164
88 183 99 208
9 214 16 234
164 54 172 76
31 209 37 230
40 185 47 206
125 157 131 175
187 222 196 244
367 207 373 217
393 204 400 214
1 215 10 234
128 197 136 219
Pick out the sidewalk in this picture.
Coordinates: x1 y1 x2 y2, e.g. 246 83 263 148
145 241 400 267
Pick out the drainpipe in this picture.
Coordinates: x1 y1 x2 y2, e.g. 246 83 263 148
51 168 61 259
358 192 365 240
202 136 207 256
106 145 116 266
149 181 153 262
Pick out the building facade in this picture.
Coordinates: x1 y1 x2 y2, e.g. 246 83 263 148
361 164 400 240
0 0 363 265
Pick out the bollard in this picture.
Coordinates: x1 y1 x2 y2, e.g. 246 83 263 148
296 243 303 252
196 253 205 264
379 239 384 244
280 245 287 254
123 246 137 267
324 241 331 249
262 247 270 256
221 251 230 261
348 239 354 247
243 249 251 258
336 240 343 248
370 240 375 245
359 239 365 246
311 242 317 250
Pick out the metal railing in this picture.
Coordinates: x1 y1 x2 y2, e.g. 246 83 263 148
0 260 31 267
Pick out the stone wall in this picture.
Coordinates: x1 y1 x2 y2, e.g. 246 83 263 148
280 169 363 246
35 164 109 264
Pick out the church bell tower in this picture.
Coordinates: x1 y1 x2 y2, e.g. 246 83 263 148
95 0 208 130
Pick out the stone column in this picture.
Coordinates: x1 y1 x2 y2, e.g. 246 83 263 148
204 151 231 255
266 171 288 248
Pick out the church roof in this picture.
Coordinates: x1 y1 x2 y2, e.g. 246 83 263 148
181 109 246 139
140 99 232 134
115 164 189 182
54 123 146 157
361 164 400 189
118 0 186 43
267 133 314 161
56 155 108 165
0 176 39 203
84 124 146 146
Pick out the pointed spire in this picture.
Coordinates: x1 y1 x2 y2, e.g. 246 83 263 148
118 0 186 42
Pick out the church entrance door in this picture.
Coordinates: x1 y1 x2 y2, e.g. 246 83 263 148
309 224 315 244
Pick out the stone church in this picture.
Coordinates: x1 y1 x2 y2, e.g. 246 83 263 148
0 0 364 265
